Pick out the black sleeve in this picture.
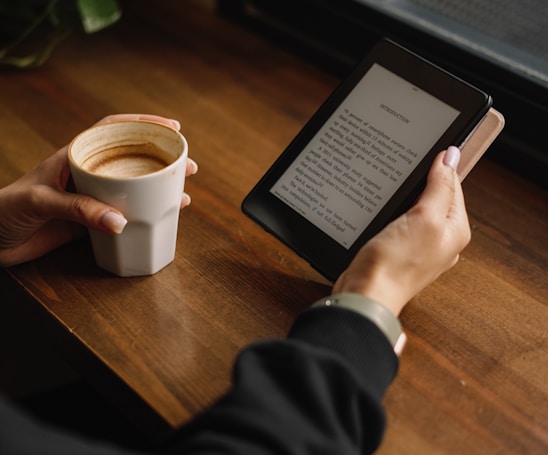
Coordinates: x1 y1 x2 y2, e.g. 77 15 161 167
0 398 145 455
166 306 399 455
0 307 399 455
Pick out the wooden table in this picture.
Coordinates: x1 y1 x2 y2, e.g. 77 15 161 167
1 1 547 453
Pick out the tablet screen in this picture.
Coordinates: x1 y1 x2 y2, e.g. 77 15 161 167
270 63 460 248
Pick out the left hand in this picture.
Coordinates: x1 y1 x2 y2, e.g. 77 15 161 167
0 114 198 267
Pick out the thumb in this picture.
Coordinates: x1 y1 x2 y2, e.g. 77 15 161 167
415 148 459 220
41 188 128 234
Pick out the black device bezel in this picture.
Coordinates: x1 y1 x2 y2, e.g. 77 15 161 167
242 39 491 281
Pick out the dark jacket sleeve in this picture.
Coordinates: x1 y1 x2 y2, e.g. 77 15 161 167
0 307 399 455
167 306 399 454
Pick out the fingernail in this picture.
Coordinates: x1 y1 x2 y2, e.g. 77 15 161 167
189 158 198 174
102 211 127 234
182 193 191 207
444 146 461 171
171 119 181 131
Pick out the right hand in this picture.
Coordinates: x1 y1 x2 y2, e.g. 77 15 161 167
332 147 471 316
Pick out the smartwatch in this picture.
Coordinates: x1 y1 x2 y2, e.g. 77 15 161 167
311 293 407 356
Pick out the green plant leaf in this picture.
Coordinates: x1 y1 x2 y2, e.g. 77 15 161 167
0 0 122 68
77 0 121 33
0 27 70 68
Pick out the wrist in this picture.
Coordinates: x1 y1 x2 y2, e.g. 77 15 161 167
311 293 407 356
333 269 408 316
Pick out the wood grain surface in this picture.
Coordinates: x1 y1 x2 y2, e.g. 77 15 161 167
1 1 546 453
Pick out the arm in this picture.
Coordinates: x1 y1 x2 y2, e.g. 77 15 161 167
0 140 469 454
168 310 396 455
164 147 470 454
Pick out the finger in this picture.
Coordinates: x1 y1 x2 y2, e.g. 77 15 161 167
447 171 467 222
36 187 128 234
181 193 191 208
186 158 198 176
437 146 470 244
446 172 471 247
95 114 181 131
414 149 459 219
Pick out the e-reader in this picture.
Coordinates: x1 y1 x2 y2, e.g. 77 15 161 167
242 39 502 281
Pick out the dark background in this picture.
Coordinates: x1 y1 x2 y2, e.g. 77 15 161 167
219 0 548 186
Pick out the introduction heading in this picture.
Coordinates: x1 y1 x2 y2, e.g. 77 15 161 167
379 104 410 124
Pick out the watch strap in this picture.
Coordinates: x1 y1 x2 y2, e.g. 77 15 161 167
311 293 407 356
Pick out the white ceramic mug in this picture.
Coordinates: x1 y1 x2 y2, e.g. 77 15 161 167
68 120 188 277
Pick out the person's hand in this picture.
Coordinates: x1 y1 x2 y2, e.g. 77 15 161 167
332 146 471 316
0 114 198 267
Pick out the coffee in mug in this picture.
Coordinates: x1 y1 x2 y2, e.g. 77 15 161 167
80 143 175 178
